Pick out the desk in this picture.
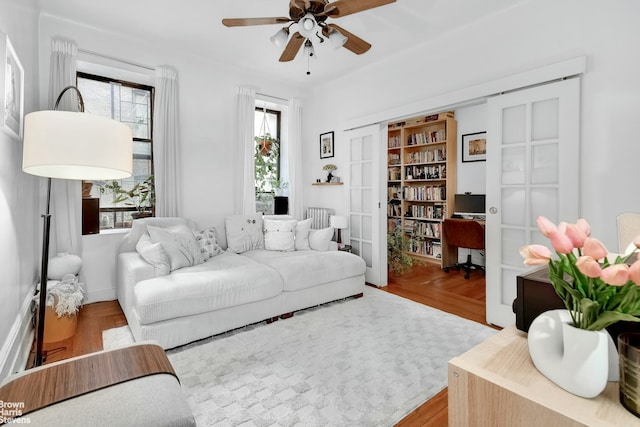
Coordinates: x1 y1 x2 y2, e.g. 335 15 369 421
448 326 639 427
441 218 485 270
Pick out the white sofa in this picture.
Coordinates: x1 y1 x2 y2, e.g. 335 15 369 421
117 216 366 349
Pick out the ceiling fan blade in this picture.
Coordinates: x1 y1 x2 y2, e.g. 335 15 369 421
324 0 396 18
222 17 291 27
324 24 371 55
279 32 305 62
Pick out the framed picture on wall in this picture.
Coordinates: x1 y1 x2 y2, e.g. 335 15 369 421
320 131 334 159
462 131 487 162
0 33 24 140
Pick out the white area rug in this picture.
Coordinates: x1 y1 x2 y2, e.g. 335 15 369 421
103 287 496 426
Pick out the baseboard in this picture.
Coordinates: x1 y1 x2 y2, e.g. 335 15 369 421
0 291 34 381
85 287 116 304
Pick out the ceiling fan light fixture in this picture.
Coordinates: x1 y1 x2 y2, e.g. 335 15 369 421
298 13 317 39
270 27 290 48
328 28 348 49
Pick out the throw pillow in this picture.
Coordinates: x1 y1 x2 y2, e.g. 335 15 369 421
295 218 313 250
309 226 334 251
263 218 296 252
194 227 224 261
135 233 170 276
147 225 203 271
225 213 265 253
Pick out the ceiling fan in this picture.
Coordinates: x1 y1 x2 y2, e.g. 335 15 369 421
222 0 397 63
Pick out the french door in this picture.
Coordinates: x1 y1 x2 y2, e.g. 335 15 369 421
485 78 581 327
346 124 386 287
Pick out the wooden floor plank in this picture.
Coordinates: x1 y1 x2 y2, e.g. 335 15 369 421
28 263 487 426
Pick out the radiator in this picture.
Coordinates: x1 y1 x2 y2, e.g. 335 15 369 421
305 207 334 229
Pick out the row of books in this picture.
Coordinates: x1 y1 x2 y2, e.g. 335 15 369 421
407 238 442 258
388 185 402 200
388 135 402 148
388 153 401 165
404 204 446 220
388 167 402 181
403 185 446 201
388 203 402 217
406 129 446 146
405 147 446 164
405 165 446 180
387 218 401 232
404 220 441 239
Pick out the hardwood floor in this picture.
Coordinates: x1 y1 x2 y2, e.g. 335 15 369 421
29 261 489 426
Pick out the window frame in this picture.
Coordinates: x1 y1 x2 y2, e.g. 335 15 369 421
254 107 282 214
77 71 155 230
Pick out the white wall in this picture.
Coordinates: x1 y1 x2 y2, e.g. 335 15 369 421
305 0 640 251
0 0 41 379
38 14 311 301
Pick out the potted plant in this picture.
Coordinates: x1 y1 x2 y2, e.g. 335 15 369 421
255 133 279 156
255 140 279 194
100 175 155 219
388 230 415 274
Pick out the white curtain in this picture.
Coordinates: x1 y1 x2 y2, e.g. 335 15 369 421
153 66 181 217
235 86 256 214
48 38 81 257
288 99 303 219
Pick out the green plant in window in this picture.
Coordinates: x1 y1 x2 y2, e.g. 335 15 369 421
255 135 280 194
99 175 155 215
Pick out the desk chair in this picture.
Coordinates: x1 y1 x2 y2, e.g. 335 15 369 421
443 218 485 279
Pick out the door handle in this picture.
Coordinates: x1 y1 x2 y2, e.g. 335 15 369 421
489 207 498 214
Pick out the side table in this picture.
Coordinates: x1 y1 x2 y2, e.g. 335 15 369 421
448 325 639 426
338 244 352 253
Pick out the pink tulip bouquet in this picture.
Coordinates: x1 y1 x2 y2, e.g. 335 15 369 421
520 216 640 331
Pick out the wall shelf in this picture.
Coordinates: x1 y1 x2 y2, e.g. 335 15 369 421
312 182 344 186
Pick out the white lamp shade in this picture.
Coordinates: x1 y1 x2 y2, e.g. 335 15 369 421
330 215 348 229
22 110 133 180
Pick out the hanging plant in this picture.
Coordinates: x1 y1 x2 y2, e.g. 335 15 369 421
255 133 279 156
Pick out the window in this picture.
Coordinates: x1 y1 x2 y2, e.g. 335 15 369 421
254 106 281 214
78 72 154 230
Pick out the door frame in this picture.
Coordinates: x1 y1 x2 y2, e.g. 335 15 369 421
339 56 586 288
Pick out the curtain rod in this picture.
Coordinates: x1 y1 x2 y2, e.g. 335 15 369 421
256 92 288 103
78 48 155 72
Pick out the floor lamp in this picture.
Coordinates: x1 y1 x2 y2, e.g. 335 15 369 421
22 86 132 367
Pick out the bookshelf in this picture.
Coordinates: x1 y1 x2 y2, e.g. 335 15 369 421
387 112 457 265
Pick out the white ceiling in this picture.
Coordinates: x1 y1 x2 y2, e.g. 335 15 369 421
35 0 525 87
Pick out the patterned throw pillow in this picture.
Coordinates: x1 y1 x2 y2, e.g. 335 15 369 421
194 227 224 261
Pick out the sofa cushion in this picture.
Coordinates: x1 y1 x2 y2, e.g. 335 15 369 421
294 218 313 250
225 213 265 253
242 249 366 292
263 218 296 251
147 225 203 271
136 234 170 277
308 227 334 251
134 252 283 324
194 227 224 261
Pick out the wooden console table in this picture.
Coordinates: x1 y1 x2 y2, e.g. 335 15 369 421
448 325 640 426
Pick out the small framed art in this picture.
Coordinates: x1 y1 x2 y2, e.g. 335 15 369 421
320 131 334 159
0 33 24 140
461 132 487 162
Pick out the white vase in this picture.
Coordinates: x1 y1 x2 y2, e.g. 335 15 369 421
527 309 618 398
